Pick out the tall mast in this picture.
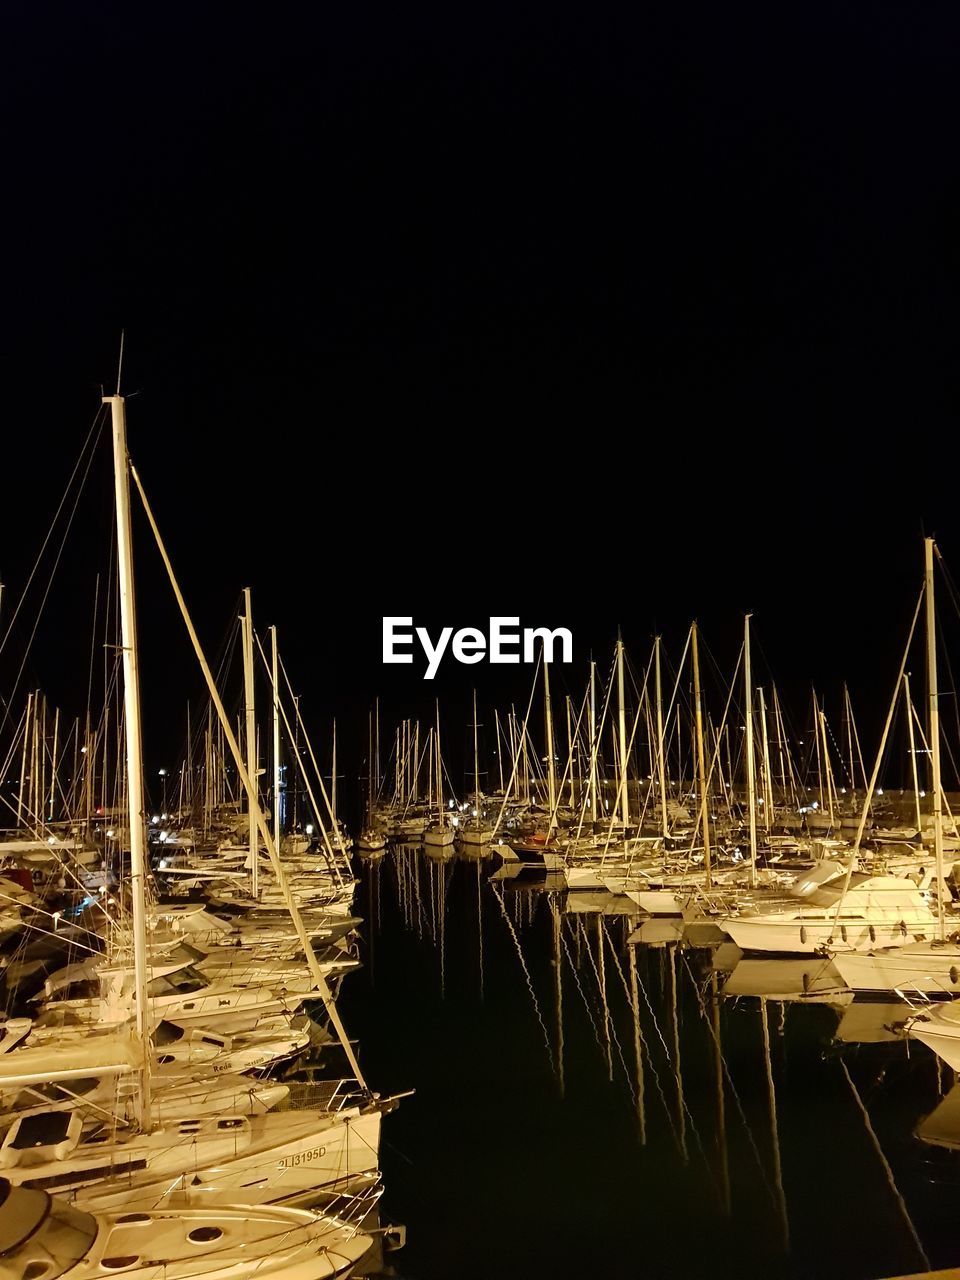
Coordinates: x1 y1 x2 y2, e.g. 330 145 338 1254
654 637 668 839
374 697 380 801
241 587 258 898
332 719 338 828
544 653 557 833
495 709 505 794
691 622 712 889
758 687 774 831
473 689 480 806
812 689 824 813
925 536 945 941
105 393 151 1125
16 693 32 829
566 695 575 808
589 661 598 820
435 700 443 820
48 706 59 822
617 634 630 828
744 614 758 888
271 625 281 849
903 672 922 839
818 708 836 828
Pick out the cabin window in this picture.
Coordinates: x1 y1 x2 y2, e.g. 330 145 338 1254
147 970 205 997
56 980 100 1001
154 1022 185 1045
11 1112 71 1149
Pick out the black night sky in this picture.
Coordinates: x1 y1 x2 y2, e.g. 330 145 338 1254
1 2 959 795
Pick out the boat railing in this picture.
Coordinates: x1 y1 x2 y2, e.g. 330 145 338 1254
280 1077 369 1115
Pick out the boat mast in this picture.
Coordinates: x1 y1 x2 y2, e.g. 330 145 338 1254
435 700 443 823
691 621 712 889
367 709 374 822
271 625 281 849
106 393 152 1126
495 709 505 794
332 719 338 831
566 695 576 808
903 672 922 839
744 614 758 888
544 653 557 833
589 661 598 820
16 692 31 829
655 637 669 840
473 689 480 809
925 536 945 941
241 588 258 898
812 688 824 814
818 707 836 828
758 687 774 831
374 696 380 802
617 634 630 829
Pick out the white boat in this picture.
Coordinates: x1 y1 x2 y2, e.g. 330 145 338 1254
0 1100 383 1209
906 1001 960 1071
721 873 937 954
719 860 938 955
0 1177 371 1280
832 941 960 998
34 957 297 1028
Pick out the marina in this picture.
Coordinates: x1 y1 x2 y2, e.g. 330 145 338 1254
4 4 959 1275
4 430 960 1279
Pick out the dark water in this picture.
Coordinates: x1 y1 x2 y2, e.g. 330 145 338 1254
341 855 960 1280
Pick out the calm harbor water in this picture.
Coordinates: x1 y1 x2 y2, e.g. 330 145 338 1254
341 853 960 1280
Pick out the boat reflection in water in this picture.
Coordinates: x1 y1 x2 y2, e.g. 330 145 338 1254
347 850 960 1280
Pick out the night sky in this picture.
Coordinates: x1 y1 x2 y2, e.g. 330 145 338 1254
1 2 958 795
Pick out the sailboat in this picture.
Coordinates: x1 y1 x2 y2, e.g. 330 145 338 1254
422 704 455 851
832 538 957 992
327 721 353 856
459 691 494 852
0 392 387 1210
357 707 387 857
0 1178 373 1280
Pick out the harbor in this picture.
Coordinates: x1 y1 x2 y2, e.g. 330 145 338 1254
3 419 960 1278
4 2 959 1275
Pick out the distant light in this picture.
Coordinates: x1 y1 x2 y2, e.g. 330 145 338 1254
159 769 167 777
920 790 927 798
106 829 115 838
877 789 884 796
305 824 314 835
80 746 88 755
47 835 56 845
151 816 159 824
448 800 454 809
